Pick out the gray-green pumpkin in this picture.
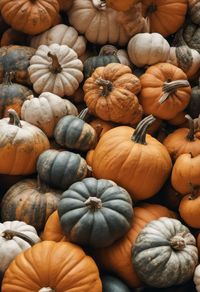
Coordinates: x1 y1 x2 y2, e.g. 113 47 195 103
54 108 97 151
101 274 131 292
36 149 88 190
58 177 133 248
132 217 198 288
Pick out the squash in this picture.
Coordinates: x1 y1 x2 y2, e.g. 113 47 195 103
83 63 143 125
0 109 50 175
58 177 133 248
1 178 61 231
132 217 198 287
187 81 200 119
139 63 191 120
93 203 176 288
21 92 78 138
88 115 172 200
2 241 102 292
194 265 200 292
142 0 188 37
37 149 88 190
28 44 83 97
1 29 30 47
128 32 170 67
0 220 40 274
30 24 87 58
0 0 59 35
101 274 131 291
188 0 200 25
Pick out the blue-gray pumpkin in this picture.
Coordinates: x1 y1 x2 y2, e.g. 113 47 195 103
101 274 131 292
58 177 133 248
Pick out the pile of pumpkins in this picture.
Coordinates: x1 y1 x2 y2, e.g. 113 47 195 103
0 0 200 291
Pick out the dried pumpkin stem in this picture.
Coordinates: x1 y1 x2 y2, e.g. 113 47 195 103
99 45 118 56
8 109 22 128
48 52 62 74
185 115 195 141
131 115 156 145
92 0 106 10
78 108 89 121
159 80 190 104
170 233 186 251
96 78 113 96
1 230 35 246
85 197 102 210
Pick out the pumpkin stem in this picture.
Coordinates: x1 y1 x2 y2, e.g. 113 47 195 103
48 52 62 74
92 0 106 10
3 71 15 85
39 288 55 292
170 233 186 251
8 109 22 128
1 230 35 246
37 176 49 193
96 78 113 96
185 115 195 141
85 197 102 210
99 45 118 56
131 115 156 145
159 80 190 104
78 108 89 121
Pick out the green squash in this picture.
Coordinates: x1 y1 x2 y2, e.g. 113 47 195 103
101 274 131 292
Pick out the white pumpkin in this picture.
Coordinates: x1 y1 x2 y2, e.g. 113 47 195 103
194 264 200 291
28 44 83 97
30 24 87 57
0 221 40 273
127 32 170 67
21 93 78 138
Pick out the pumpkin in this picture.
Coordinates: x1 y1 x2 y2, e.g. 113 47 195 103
101 274 131 292
30 24 87 58
106 0 141 11
99 45 131 67
132 217 198 288
128 32 170 68
28 44 83 97
54 108 97 151
88 115 172 200
93 203 176 288
37 149 88 190
83 63 143 125
21 92 78 138
42 211 68 242
1 29 30 47
142 0 188 37
139 63 191 120
0 220 40 274
58 177 133 248
194 265 200 292
167 111 187 126
1 178 62 231
171 153 200 195
0 109 50 175
187 81 200 119
0 0 59 35
58 0 73 11
2 241 102 292
188 0 200 25
89 118 116 140
0 45 35 86
168 46 200 80
0 74 33 118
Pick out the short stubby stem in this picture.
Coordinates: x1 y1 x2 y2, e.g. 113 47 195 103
96 78 113 96
48 52 62 74
170 233 186 251
85 197 102 210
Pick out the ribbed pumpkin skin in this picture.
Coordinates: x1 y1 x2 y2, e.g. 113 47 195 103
54 115 97 151
101 275 131 292
58 177 133 248
93 204 176 288
132 217 198 288
1 179 61 231
2 241 102 292
37 149 88 190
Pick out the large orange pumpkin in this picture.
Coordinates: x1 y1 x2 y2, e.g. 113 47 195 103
2 241 102 292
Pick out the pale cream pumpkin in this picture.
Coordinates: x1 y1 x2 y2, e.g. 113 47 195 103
21 93 78 138
128 32 170 67
30 24 87 58
28 44 84 97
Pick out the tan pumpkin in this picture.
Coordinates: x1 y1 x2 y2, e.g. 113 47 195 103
30 24 87 57
21 92 78 138
28 44 83 97
128 32 170 67
0 0 60 35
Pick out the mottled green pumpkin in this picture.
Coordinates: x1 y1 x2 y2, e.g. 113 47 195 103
132 217 198 288
101 274 131 292
58 177 133 248
36 149 88 190
54 108 97 151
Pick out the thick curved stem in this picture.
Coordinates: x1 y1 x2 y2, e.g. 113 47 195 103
159 80 190 104
185 115 195 141
96 78 113 96
92 0 106 10
47 52 62 74
1 230 35 246
78 108 89 121
170 233 186 251
85 197 102 210
8 109 22 128
131 115 156 145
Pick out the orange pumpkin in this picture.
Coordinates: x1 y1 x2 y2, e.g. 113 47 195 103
93 203 176 288
139 63 191 120
2 241 102 292
89 118 116 140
